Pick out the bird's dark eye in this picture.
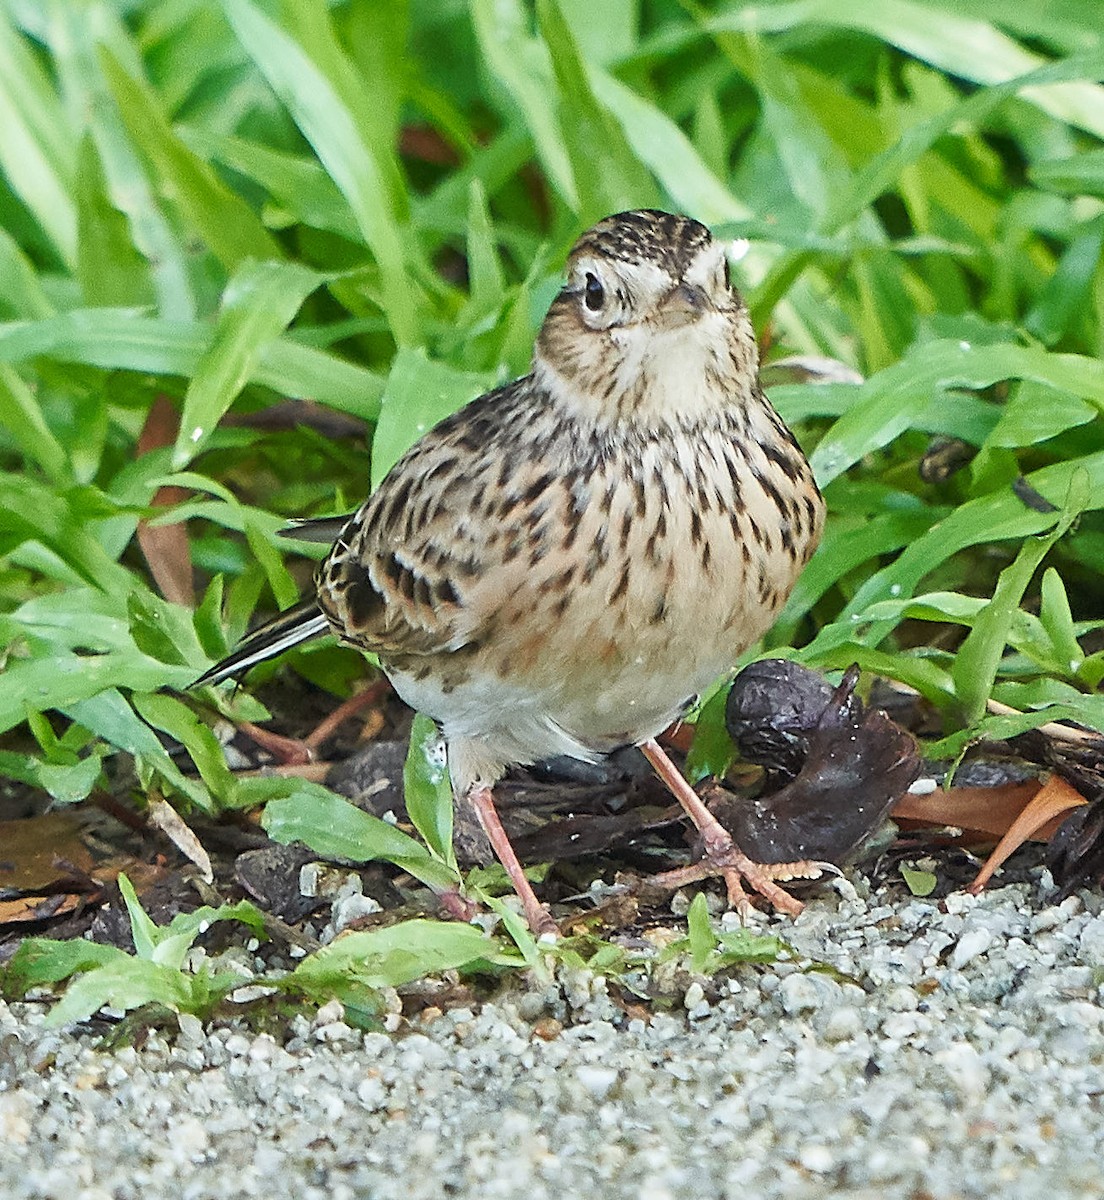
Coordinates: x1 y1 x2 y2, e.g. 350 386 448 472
583 272 605 311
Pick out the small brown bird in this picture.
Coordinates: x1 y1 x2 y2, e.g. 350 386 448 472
198 210 825 935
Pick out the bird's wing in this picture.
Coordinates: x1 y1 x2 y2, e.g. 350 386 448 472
318 378 540 664
198 376 543 681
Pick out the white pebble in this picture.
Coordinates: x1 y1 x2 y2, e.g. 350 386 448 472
950 925 993 969
575 1064 618 1099
779 973 821 1015
799 1143 835 1173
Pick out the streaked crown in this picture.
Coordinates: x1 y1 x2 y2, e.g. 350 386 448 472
534 209 758 425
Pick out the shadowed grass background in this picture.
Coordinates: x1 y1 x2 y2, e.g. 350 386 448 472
1 0 1103 856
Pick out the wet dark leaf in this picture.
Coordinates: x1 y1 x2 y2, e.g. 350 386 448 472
718 661 921 864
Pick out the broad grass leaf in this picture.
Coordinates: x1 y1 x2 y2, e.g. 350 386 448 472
0 363 68 483
0 749 103 806
687 892 717 974
1024 215 1104 346
403 713 456 870
984 380 1097 450
0 474 130 594
806 446 1104 661
952 492 1082 723
370 348 489 490
74 133 154 309
279 0 409 223
131 692 235 803
810 340 1104 488
47 3 194 318
177 126 360 241
537 0 658 220
470 0 579 209
1031 150 1104 197
222 0 418 346
61 689 212 811
771 507 943 641
99 47 281 273
173 260 324 468
0 227 54 319
709 5 1104 140
1038 568 1084 676
685 688 737 784
0 311 385 416
45 958 236 1028
290 920 505 991
243 516 299 610
590 70 750 226
2 938 121 996
0 13 76 264
464 180 506 323
259 783 459 890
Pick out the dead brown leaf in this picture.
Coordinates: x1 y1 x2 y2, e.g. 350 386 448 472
892 780 1043 839
146 794 213 882
967 775 1088 893
0 892 85 925
0 812 94 893
136 394 194 606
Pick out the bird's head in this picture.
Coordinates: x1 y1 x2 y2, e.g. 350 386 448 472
534 209 759 427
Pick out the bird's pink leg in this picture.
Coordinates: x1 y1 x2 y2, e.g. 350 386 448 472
639 738 821 918
469 784 558 937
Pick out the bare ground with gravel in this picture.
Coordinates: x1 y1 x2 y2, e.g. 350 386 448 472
2 866 1104 1200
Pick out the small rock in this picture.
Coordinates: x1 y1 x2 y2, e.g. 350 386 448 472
1078 915 1104 968
884 986 918 1012
821 1006 862 1042
313 998 345 1028
575 1064 618 1099
799 1143 835 1173
950 925 993 969
779 973 821 1015
176 1012 204 1051
683 981 706 1011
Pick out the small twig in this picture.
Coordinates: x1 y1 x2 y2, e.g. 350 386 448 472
985 699 1102 746
303 679 390 750
232 762 334 783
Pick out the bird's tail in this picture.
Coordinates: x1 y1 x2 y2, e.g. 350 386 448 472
193 599 330 687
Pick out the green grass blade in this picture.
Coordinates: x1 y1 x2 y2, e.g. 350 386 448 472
806 453 1104 659
537 0 657 219
222 0 418 345
0 364 69 484
173 260 323 468
403 713 457 871
370 348 489 490
470 0 579 209
0 13 76 265
74 133 154 308
590 70 750 225
99 47 282 272
952 499 1079 724
260 783 459 891
0 311 384 416
810 340 1104 488
48 1 195 318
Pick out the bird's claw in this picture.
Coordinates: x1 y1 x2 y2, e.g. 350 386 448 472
649 840 829 919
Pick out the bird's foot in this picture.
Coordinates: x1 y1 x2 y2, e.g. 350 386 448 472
648 846 825 919
638 735 827 918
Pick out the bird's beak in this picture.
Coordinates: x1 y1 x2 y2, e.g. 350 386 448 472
656 282 710 329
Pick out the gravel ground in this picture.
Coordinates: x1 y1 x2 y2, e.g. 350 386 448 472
2 868 1104 1200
